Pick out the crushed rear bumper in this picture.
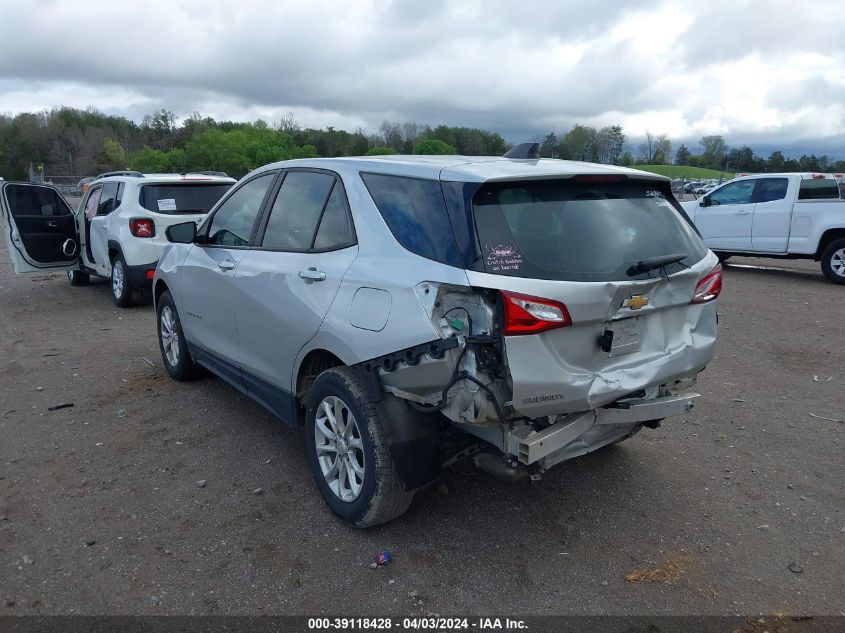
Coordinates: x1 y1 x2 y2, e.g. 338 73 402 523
506 392 700 467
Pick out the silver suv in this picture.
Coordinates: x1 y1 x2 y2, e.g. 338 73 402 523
154 146 722 527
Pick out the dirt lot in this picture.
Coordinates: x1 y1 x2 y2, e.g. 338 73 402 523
0 240 843 617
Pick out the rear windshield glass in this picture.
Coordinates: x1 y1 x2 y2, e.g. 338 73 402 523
139 183 232 214
798 179 841 200
472 179 707 282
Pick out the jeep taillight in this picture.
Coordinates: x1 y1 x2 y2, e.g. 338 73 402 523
129 218 155 238
501 290 572 335
691 263 722 303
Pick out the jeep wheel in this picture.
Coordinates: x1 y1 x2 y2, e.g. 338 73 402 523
67 270 90 286
305 367 414 528
820 238 845 285
156 290 201 381
110 253 142 307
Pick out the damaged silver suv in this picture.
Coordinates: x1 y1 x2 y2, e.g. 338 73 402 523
154 144 721 527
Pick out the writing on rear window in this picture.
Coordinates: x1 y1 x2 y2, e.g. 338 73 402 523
485 242 523 271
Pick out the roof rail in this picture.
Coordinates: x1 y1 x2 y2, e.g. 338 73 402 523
503 142 541 160
93 170 144 181
185 171 230 178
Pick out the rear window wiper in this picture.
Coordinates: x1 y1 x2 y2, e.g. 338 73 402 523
626 253 687 278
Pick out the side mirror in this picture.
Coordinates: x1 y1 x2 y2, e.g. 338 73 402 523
700 196 711 207
165 221 197 244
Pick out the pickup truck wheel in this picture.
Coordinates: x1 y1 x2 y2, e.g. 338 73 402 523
111 253 143 307
156 290 201 381
820 238 845 285
305 367 414 528
67 270 90 286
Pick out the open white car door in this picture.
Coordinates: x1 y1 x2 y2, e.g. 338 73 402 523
0 182 80 273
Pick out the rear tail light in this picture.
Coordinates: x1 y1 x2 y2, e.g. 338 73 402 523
129 218 155 238
691 263 722 303
501 290 572 335
145 269 155 280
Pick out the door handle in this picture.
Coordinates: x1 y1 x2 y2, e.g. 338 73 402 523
218 259 236 271
735 209 750 215
46 221 59 228
299 267 326 282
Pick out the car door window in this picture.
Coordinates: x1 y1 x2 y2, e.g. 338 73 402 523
261 171 339 251
754 178 788 203
313 185 354 250
709 181 755 206
84 186 102 220
5 184 72 217
205 173 275 247
97 182 119 215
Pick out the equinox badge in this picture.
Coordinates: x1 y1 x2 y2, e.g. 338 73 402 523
623 295 649 310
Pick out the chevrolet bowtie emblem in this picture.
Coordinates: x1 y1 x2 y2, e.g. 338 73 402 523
623 295 649 310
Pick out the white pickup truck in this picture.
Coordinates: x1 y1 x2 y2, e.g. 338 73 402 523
680 173 845 284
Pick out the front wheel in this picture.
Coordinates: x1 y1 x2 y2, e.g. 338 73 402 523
156 290 201 381
305 367 414 528
820 238 845 285
110 253 143 307
67 270 90 286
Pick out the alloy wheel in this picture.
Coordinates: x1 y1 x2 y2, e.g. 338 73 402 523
112 260 125 299
314 396 366 502
831 248 845 277
159 306 180 367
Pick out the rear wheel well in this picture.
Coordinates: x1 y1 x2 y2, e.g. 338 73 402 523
816 229 845 259
296 349 344 404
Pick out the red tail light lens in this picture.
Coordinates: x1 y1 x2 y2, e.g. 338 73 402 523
501 290 572 335
691 263 722 303
129 218 155 238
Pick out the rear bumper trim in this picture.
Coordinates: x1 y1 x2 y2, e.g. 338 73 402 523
508 392 700 464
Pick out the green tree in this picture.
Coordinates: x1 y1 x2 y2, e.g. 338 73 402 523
412 139 456 155
99 137 127 169
366 146 397 155
130 146 169 172
675 144 691 166
700 135 728 170
540 133 558 158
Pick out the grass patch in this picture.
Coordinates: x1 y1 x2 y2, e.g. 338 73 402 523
631 164 735 180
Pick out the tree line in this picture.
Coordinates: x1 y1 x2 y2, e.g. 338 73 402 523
0 106 841 182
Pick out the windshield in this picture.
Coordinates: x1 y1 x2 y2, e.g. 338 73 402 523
472 178 707 282
139 183 232 214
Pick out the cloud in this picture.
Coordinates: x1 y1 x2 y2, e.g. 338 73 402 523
0 0 843 156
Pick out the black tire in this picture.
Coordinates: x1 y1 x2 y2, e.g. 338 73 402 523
110 252 143 307
67 270 90 286
156 290 201 381
305 367 414 528
820 238 845 285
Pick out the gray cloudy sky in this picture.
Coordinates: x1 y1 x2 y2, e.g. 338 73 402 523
1 0 843 156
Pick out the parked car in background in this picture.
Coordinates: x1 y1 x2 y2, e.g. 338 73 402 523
153 148 721 526
681 173 845 283
0 171 235 305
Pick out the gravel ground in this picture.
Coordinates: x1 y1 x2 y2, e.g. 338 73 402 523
0 240 843 617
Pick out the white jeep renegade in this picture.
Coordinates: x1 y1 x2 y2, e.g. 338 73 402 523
1 171 234 306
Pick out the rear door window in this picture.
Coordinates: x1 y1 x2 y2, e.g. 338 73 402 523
139 183 233 214
361 172 462 266
97 182 119 215
261 171 336 250
754 178 788 203
472 179 706 282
